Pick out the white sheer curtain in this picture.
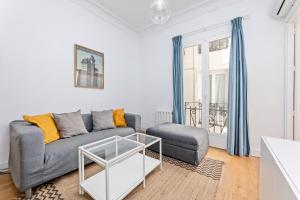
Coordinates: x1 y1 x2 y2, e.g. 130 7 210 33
215 74 225 104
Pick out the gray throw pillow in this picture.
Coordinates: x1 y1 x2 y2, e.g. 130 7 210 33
92 110 116 131
53 110 88 138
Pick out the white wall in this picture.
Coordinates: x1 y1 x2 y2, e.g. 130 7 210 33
139 0 286 156
0 0 286 166
0 0 141 167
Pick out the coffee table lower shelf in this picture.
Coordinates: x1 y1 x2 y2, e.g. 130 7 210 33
80 153 160 200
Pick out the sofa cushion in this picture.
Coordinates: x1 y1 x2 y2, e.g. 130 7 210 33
113 109 127 127
43 127 135 181
82 114 93 132
146 123 208 151
92 110 116 131
23 113 60 144
53 110 88 138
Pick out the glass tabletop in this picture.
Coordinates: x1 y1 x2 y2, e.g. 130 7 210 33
80 136 144 163
125 133 160 147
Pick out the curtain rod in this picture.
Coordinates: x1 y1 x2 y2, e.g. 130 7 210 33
181 15 250 38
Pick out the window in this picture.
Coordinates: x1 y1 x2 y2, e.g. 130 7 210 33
183 45 202 127
183 37 230 134
208 38 230 134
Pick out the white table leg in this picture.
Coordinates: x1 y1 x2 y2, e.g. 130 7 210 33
106 166 110 200
78 149 84 195
159 139 162 170
143 148 146 188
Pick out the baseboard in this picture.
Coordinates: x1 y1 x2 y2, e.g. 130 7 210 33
209 133 227 150
250 148 260 157
0 161 8 170
209 133 261 157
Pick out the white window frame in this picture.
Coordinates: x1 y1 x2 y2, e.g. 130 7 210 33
285 22 295 140
284 2 300 140
182 27 231 149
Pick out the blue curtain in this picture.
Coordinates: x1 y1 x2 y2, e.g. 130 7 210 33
172 35 185 124
227 17 250 156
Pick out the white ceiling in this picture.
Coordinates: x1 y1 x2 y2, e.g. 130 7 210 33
92 0 213 31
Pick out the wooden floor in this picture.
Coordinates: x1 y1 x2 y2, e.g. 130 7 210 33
208 148 259 200
0 148 259 200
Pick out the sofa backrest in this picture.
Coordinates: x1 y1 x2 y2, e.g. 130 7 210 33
81 114 93 132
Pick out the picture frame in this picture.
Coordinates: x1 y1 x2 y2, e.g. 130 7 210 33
74 44 104 89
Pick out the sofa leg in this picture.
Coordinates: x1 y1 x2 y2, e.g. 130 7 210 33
25 188 32 199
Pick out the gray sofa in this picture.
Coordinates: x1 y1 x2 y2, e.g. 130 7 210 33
9 113 141 197
147 123 209 165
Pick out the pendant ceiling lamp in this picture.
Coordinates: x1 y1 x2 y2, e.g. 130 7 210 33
149 0 171 25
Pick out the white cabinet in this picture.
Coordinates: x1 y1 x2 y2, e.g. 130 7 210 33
260 137 300 200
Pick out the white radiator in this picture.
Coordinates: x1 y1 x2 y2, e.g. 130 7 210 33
155 111 172 125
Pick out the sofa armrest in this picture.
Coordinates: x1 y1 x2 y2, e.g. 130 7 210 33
125 113 141 132
9 121 45 191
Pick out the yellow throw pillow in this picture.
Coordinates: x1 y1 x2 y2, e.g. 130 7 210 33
23 113 60 144
113 109 127 127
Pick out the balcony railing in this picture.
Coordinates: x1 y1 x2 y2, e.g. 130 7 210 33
185 102 228 134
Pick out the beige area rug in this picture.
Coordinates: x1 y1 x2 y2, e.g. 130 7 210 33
16 152 224 200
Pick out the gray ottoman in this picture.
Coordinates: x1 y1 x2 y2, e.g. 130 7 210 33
146 123 209 165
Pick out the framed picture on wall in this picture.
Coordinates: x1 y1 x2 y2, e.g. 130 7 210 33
74 44 104 89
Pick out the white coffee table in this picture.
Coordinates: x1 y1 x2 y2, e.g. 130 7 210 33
125 133 162 170
78 134 162 200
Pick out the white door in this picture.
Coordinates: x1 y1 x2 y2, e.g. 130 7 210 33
183 30 231 149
